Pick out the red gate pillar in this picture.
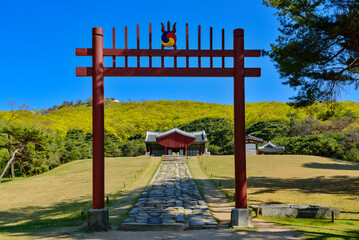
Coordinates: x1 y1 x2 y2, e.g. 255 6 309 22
92 27 105 210
87 27 109 231
231 28 253 228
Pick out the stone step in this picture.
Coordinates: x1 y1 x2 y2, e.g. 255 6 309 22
121 222 185 231
162 155 186 162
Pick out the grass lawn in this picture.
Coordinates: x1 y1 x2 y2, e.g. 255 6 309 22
188 155 359 239
0 156 161 239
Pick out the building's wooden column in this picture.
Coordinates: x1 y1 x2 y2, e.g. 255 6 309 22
233 29 247 209
92 27 105 209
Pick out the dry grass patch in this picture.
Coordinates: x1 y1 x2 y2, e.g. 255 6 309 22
197 155 359 213
0 156 161 237
189 155 359 239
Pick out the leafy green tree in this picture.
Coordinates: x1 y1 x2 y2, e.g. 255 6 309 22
128 133 144 141
60 129 92 163
273 133 344 159
264 0 359 106
180 117 234 147
104 131 121 157
246 119 291 141
0 123 51 182
20 132 63 174
341 127 359 161
119 140 145 157
221 142 235 155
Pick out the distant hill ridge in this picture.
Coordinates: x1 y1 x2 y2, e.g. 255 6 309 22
0 100 358 141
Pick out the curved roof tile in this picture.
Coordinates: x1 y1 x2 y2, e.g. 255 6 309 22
145 128 208 143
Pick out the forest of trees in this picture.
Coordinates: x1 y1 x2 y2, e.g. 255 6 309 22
0 99 359 180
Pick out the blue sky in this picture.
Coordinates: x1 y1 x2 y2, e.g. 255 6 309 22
0 0 358 111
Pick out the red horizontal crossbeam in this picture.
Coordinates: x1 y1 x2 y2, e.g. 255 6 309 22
76 67 261 78
75 48 261 58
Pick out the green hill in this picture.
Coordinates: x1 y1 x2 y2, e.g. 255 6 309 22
1 100 359 178
1 100 359 141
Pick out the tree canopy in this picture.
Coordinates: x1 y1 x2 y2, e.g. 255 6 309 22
179 117 234 147
264 0 359 106
245 119 291 141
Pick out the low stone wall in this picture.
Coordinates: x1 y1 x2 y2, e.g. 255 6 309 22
250 204 340 218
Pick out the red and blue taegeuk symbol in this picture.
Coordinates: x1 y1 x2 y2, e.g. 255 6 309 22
161 31 177 48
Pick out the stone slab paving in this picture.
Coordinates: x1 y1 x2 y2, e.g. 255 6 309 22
121 157 218 230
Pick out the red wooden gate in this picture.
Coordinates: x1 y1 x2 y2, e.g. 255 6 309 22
76 22 260 227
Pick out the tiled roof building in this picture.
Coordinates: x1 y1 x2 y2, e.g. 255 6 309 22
145 128 208 156
258 141 285 153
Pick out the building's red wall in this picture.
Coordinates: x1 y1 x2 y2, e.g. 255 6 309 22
157 132 195 148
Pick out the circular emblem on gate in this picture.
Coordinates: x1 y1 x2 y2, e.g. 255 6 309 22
161 22 177 49
161 31 177 47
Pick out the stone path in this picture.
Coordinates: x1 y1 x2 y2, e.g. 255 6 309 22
121 157 218 230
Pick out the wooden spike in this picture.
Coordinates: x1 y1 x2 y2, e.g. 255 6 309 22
125 26 128 68
112 28 116 67
149 23 152 68
186 23 189 68
174 28 177 69
198 25 201 68
222 29 225 68
210 27 213 68
137 24 140 67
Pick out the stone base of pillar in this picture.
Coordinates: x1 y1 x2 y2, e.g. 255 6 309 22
230 208 253 228
88 208 110 231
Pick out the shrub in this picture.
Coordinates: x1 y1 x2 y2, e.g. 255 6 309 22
207 145 221 155
343 148 359 162
119 140 146 157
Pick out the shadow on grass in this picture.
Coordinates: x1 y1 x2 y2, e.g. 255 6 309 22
248 175 359 195
0 178 13 183
205 175 359 196
191 176 359 239
0 186 145 239
303 162 359 171
258 217 359 240
194 175 359 239
0 198 91 234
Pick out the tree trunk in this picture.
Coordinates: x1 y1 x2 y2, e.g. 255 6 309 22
17 160 27 177
0 147 21 183
6 132 14 178
10 162 15 178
